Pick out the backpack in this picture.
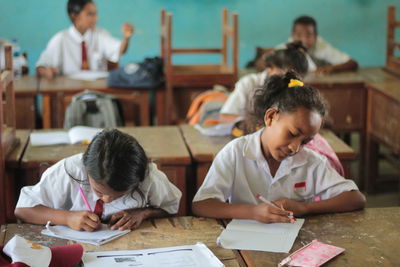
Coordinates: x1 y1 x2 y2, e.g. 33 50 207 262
64 90 124 129
107 57 164 88
186 86 229 125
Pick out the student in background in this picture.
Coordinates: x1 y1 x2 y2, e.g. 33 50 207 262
192 72 365 223
220 42 308 124
15 129 181 231
36 0 134 79
278 16 358 74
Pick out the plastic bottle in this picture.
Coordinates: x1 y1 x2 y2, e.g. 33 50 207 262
11 38 23 79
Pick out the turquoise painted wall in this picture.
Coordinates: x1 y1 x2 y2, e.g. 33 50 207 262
0 0 397 73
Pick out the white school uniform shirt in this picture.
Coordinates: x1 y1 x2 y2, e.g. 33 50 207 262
193 129 358 205
16 153 182 219
36 26 121 75
276 36 351 72
220 70 268 116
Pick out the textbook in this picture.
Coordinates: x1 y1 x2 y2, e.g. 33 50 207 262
68 70 109 81
217 219 305 253
83 242 223 267
30 126 102 146
41 222 130 246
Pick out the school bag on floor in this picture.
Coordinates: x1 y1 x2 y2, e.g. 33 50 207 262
107 57 164 88
186 85 229 125
64 90 124 129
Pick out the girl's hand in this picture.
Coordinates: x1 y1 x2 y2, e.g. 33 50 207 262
109 209 147 231
121 23 134 39
66 211 100 232
252 203 294 223
273 198 309 216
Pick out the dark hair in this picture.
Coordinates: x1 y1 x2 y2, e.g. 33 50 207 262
292 16 318 35
67 0 93 20
252 71 327 126
82 129 148 193
264 41 308 77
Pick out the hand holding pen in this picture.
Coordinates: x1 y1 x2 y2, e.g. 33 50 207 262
255 194 296 223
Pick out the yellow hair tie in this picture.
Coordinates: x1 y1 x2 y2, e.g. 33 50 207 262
288 79 304 87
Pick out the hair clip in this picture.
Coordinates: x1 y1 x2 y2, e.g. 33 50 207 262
288 79 304 88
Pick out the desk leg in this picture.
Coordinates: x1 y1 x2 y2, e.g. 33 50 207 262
197 163 211 189
140 93 150 126
155 89 166 125
42 95 52 129
366 134 379 193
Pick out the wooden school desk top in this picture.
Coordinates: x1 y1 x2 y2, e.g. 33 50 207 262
179 125 356 163
14 75 39 94
21 126 190 168
5 130 31 168
240 207 400 267
0 217 242 267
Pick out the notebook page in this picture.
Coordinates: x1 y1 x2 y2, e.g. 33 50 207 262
30 132 70 146
68 126 102 144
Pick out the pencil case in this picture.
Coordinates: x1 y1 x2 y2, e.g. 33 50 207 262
278 239 344 267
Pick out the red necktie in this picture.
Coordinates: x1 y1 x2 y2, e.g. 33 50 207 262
81 40 89 70
94 199 104 218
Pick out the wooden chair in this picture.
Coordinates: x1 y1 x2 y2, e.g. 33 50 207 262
0 45 17 223
387 5 400 74
160 8 238 124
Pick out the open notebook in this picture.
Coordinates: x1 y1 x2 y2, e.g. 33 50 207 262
30 126 102 146
83 242 223 267
41 222 130 246
217 219 305 253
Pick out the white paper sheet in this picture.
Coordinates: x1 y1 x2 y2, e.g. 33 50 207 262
217 219 305 253
41 222 130 246
30 126 101 146
83 242 223 267
68 71 109 81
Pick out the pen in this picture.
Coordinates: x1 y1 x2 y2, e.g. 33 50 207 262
255 194 294 220
78 186 93 212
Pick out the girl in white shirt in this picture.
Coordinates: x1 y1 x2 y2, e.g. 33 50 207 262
15 129 182 231
192 72 365 224
36 0 134 79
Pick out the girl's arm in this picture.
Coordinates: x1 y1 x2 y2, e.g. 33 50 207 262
275 190 366 216
108 207 169 230
15 205 100 231
192 198 293 223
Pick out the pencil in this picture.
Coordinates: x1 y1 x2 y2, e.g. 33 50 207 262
78 186 93 212
255 194 294 220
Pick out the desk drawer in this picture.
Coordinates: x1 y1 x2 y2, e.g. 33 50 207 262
317 87 366 132
369 91 400 153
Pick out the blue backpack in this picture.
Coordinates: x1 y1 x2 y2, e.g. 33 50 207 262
107 57 164 88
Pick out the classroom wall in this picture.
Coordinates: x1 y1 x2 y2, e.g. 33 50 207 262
0 0 398 73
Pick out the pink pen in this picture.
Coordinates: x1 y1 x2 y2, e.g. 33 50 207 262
256 194 295 220
78 186 93 212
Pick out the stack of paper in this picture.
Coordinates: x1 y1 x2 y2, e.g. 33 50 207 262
217 219 305 253
83 242 223 267
30 126 102 146
41 223 130 246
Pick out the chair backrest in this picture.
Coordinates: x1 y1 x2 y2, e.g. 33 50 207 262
387 5 400 74
0 45 16 223
160 8 238 73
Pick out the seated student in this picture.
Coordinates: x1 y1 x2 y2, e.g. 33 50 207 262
15 129 181 231
192 72 365 223
277 16 358 74
36 0 134 79
220 42 308 124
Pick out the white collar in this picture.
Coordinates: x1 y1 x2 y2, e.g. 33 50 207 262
68 26 93 43
242 129 308 178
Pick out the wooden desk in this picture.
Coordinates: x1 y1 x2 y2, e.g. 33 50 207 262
39 77 153 128
14 76 38 129
179 125 357 189
0 217 243 267
19 126 191 216
365 79 400 193
239 207 400 266
3 130 30 223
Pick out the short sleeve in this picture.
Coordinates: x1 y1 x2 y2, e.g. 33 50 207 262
314 38 351 65
99 29 121 63
142 163 182 214
193 142 236 202
313 158 358 200
35 33 63 69
16 158 76 209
